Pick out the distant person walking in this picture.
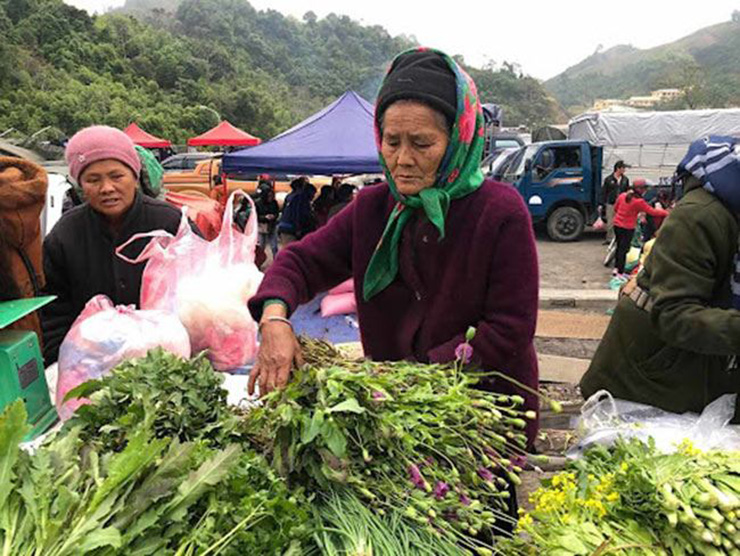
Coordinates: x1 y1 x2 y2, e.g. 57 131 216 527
327 183 357 219
601 160 630 243
277 177 316 247
612 179 668 279
312 185 336 227
255 185 280 262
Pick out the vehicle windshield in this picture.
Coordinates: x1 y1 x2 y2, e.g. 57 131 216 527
500 145 539 184
488 149 516 179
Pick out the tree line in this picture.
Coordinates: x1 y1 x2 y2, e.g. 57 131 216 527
0 0 564 149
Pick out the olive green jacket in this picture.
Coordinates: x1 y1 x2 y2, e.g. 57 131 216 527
581 181 740 414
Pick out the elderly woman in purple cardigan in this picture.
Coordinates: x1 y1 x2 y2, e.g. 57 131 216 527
247 48 539 443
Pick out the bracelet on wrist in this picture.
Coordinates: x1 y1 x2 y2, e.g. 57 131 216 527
258 316 293 333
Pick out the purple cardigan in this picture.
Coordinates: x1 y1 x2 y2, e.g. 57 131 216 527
249 180 540 440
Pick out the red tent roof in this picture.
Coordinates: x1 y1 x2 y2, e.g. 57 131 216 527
187 121 261 147
123 123 171 148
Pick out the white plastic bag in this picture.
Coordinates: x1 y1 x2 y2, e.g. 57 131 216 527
117 191 262 371
568 389 740 457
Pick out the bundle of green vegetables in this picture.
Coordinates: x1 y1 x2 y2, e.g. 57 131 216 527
503 438 740 556
2 337 544 555
0 400 248 555
247 338 541 554
0 349 313 555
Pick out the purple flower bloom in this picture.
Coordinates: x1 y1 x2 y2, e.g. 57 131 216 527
372 391 386 401
434 481 450 500
477 467 494 482
459 493 471 506
454 342 473 364
408 464 425 489
511 454 527 469
424 456 435 466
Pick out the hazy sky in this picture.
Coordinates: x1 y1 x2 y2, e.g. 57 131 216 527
65 0 740 80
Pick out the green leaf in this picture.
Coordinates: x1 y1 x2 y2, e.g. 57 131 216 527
322 421 347 459
0 401 28 512
63 379 103 402
76 526 122 552
90 428 166 512
301 410 325 444
326 398 365 415
556 533 589 554
165 444 241 521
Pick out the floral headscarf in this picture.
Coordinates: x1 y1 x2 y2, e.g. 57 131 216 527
362 47 486 301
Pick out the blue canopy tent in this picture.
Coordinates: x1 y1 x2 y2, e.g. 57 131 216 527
222 91 382 175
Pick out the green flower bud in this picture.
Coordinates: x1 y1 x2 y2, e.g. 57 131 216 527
466 326 477 342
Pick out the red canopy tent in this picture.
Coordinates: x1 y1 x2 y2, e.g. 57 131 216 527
187 121 261 147
122 123 172 148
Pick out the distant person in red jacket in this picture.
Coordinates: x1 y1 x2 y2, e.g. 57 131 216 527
613 178 669 278
247 48 540 449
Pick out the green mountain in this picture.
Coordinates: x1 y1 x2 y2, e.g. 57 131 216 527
0 0 563 146
545 17 740 114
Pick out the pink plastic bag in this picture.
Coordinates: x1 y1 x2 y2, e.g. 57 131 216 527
321 291 357 317
117 191 263 371
57 295 191 420
593 217 605 231
328 278 354 296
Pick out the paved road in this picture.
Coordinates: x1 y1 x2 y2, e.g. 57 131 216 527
536 228 612 290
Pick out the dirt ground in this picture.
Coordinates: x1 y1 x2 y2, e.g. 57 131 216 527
536 227 613 290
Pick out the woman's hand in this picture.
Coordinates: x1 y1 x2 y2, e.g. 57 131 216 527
248 306 304 396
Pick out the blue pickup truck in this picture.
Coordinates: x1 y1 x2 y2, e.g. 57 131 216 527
486 140 603 241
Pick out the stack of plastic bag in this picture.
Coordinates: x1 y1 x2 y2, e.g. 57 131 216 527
56 295 191 420
568 390 740 457
118 191 262 371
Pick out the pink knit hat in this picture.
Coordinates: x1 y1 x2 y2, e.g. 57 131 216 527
65 125 142 183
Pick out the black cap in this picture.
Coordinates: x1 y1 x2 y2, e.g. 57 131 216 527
614 160 631 171
376 50 457 130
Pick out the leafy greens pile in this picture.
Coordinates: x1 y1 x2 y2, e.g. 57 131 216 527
247 339 539 554
1 339 540 555
0 349 313 555
502 438 740 556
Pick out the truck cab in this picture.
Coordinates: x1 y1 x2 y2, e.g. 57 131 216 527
497 140 602 241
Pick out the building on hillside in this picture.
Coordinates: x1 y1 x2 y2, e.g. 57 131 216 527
627 95 659 108
651 88 682 102
593 88 684 111
592 98 626 111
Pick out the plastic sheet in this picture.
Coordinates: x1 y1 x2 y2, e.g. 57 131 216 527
568 390 740 457
56 295 191 420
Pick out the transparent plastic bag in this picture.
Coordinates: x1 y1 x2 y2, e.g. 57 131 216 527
56 295 191 420
117 191 262 371
568 389 740 457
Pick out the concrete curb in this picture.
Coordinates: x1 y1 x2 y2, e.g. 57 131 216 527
540 288 618 312
538 353 590 384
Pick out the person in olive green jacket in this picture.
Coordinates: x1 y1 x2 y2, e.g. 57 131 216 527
581 136 740 415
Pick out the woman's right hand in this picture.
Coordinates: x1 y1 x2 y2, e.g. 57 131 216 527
248 307 304 396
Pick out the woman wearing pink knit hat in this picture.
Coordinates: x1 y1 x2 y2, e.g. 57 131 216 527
41 125 185 364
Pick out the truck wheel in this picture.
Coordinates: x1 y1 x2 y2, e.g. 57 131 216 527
547 206 584 242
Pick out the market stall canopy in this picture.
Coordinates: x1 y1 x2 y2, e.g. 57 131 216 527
122 123 172 149
187 121 261 147
223 91 382 175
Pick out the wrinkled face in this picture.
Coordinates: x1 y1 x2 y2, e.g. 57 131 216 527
381 101 450 195
79 159 137 222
